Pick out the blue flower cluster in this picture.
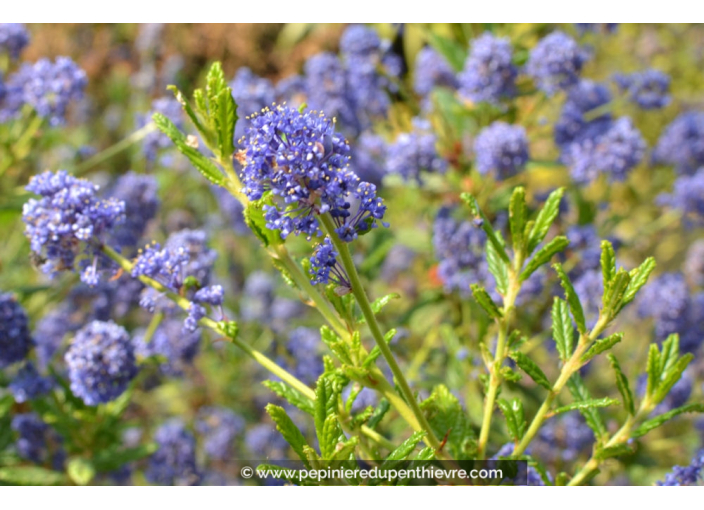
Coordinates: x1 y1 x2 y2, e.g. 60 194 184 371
0 57 87 126
474 121 529 180
386 119 447 182
196 406 245 461
534 412 594 464
107 171 160 251
239 105 387 244
654 112 704 174
9 362 53 403
413 46 458 99
147 419 201 486
657 449 704 486
658 168 704 222
614 69 671 110
0 23 30 60
230 67 276 140
458 33 517 105
310 237 349 289
11 413 63 465
526 31 589 96
0 292 34 368
22 170 125 285
349 132 387 186
64 320 138 405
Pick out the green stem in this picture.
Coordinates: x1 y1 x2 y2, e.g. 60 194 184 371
75 123 157 175
513 316 610 457
477 266 521 458
318 214 443 453
102 244 384 449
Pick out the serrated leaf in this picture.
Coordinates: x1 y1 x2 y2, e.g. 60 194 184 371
600 240 616 289
413 446 436 461
381 431 426 469
320 325 352 365
152 112 225 186
0 467 66 486
243 198 282 248
551 298 574 361
262 380 315 415
266 404 311 467
419 385 475 460
67 458 95 486
655 354 694 404
632 403 704 438
470 284 503 319
509 351 551 390
528 188 564 253
509 187 527 253
362 329 396 368
602 268 631 318
314 375 341 444
581 333 623 363
520 236 569 282
486 231 509 295
214 88 237 159
607 354 634 415
553 263 586 334
567 374 606 437
621 257 656 308
167 84 211 143
332 437 359 461
460 192 511 264
206 62 227 106
646 343 660 398
320 414 343 459
554 397 619 415
367 399 390 429
498 398 526 441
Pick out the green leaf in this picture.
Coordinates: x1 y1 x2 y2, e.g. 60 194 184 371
602 268 631 318
413 446 436 461
243 198 283 248
167 85 211 143
528 188 564 253
567 374 607 437
67 458 95 486
632 403 704 438
266 404 311 467
332 436 359 461
359 293 401 324
0 467 66 485
206 62 227 106
509 351 551 390
92 444 158 472
460 192 511 264
262 380 315 415
655 354 694 405
595 443 635 460
553 263 586 334
600 240 616 289
427 32 467 72
621 257 656 309
470 284 503 319
314 375 342 446
551 297 574 361
486 231 509 295
520 236 569 282
646 343 660 398
419 385 475 459
581 333 623 363
497 398 526 441
152 112 225 186
320 414 344 459
381 431 426 469
607 354 634 415
362 329 396 368
320 325 353 365
367 399 390 429
509 187 527 253
554 397 619 415
214 88 237 159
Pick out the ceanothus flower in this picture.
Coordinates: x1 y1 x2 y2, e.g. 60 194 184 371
303 53 358 133
11 413 63 465
275 74 307 108
9 362 53 403
638 273 690 341
565 117 646 184
658 167 704 222
22 170 125 286
654 112 704 175
350 132 387 186
147 419 201 486
458 33 517 104
239 105 387 242
554 80 612 151
309 236 350 289
614 69 671 110
526 31 589 95
657 449 704 486
65 320 138 405
107 172 160 250
0 23 30 60
474 121 529 180
138 97 184 162
386 118 447 182
413 46 458 98
196 407 245 461
135 319 201 376
0 292 33 368
1 57 87 126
